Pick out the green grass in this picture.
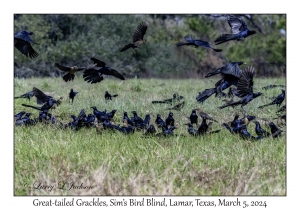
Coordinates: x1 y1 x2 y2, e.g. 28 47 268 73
14 76 286 195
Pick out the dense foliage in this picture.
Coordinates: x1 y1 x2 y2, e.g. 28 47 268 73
14 14 286 78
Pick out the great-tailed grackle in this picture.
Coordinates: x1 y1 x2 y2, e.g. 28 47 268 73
123 112 135 126
253 121 270 137
177 35 222 52
239 124 259 140
168 101 185 111
185 123 199 136
152 92 184 104
115 120 135 134
219 66 262 114
135 113 151 130
91 106 106 121
131 111 144 125
54 63 93 82
222 123 234 134
268 122 283 138
83 58 125 84
14 91 34 101
144 124 156 135
105 91 118 101
205 61 244 79
120 21 148 52
215 15 256 45
197 118 209 135
156 126 177 137
69 89 78 104
22 97 57 111
32 87 54 105
14 30 39 58
15 113 36 126
165 112 175 127
155 114 167 128
262 84 286 90
189 109 198 125
14 111 26 122
258 89 285 109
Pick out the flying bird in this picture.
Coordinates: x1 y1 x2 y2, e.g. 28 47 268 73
14 30 39 58
83 57 125 84
54 63 92 82
177 36 222 52
215 14 256 45
120 21 148 52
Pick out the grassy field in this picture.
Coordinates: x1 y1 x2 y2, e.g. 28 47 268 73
14 76 286 196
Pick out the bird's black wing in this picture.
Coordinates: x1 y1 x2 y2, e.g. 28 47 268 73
33 87 52 104
227 15 248 34
100 68 125 80
221 62 243 78
133 21 148 42
83 69 104 84
90 57 106 68
183 36 195 43
237 66 255 97
14 39 39 58
120 44 135 52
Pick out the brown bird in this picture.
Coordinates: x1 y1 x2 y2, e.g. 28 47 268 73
194 108 218 123
51 97 63 109
120 21 148 52
222 98 238 108
168 101 185 111
55 63 94 82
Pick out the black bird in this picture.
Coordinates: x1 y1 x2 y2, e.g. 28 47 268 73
83 58 125 84
54 63 91 82
167 101 185 111
205 61 244 79
219 66 262 114
15 113 35 126
91 106 106 122
258 89 285 109
115 120 135 134
123 112 135 126
156 126 177 137
222 123 234 134
105 109 117 120
14 111 26 122
69 89 78 104
155 114 167 128
14 30 39 58
22 97 57 111
176 35 222 52
185 123 199 136
32 87 54 105
120 21 148 52
135 114 151 130
144 124 157 135
131 111 144 125
253 121 270 137
262 84 286 90
152 92 184 104
215 15 256 45
165 112 175 127
189 109 198 125
197 118 209 135
268 122 283 138
14 91 34 101
239 124 258 140
105 91 118 101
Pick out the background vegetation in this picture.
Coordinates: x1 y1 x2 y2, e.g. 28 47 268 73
14 14 286 78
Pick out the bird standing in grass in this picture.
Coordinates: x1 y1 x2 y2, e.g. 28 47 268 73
189 109 198 125
69 89 78 104
215 15 256 45
177 35 222 52
105 91 118 101
253 121 270 137
165 112 175 127
14 30 39 58
258 89 285 109
120 21 148 52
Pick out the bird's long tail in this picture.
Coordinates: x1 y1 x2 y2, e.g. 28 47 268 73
152 100 166 104
176 42 194 47
219 101 240 109
196 88 216 104
258 103 271 109
215 34 238 45
22 104 41 111
205 69 221 78
207 129 221 134
212 48 222 52
112 94 118 97
63 73 75 82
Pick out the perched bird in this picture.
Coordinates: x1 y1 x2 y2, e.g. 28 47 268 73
185 123 199 136
144 124 157 135
14 111 26 122
22 97 57 111
115 120 135 135
15 113 36 126
165 112 175 127
83 58 125 84
123 112 135 126
253 121 270 137
105 91 118 101
120 21 148 52
14 30 39 58
14 91 34 101
215 15 256 45
168 101 185 111
205 61 244 79
152 92 184 104
239 124 258 140
197 118 209 135
131 111 144 125
262 84 286 90
176 35 222 52
69 89 78 104
258 89 285 109
268 122 283 138
189 109 198 125
54 63 90 82
156 126 177 137
219 66 262 114
91 106 106 121
155 114 167 128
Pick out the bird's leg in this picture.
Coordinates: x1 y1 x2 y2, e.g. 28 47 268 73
241 106 247 116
